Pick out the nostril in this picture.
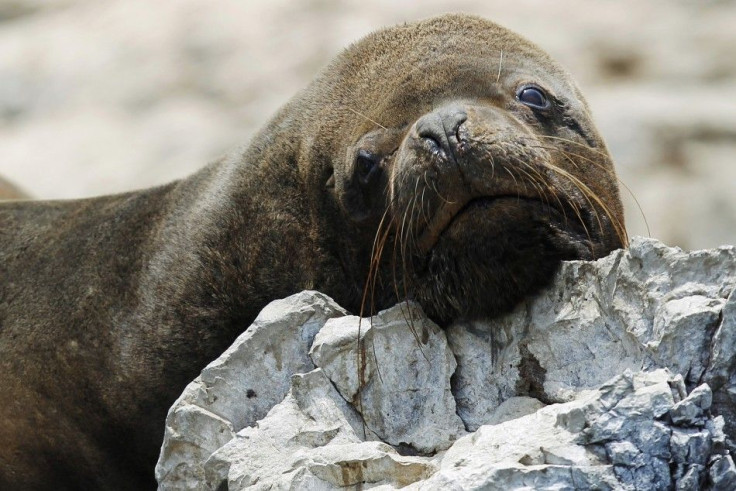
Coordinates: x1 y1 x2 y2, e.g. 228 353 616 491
453 115 468 142
416 117 447 155
415 107 467 158
418 128 442 152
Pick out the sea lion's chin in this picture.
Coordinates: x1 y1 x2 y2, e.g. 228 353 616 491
411 196 594 324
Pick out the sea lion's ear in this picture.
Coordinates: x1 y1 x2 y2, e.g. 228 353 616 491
336 149 385 223
336 126 402 223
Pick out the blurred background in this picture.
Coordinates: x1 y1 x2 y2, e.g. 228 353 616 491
0 0 734 249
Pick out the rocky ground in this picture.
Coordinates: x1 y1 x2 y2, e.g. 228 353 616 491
156 238 736 489
0 0 735 249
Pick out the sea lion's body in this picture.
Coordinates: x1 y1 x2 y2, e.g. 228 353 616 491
0 15 625 489
0 161 349 489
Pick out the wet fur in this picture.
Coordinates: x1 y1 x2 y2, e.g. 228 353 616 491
0 14 625 489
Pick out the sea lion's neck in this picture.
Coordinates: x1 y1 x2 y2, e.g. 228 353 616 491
135 154 352 362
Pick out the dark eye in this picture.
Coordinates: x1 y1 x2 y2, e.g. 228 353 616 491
517 86 550 110
356 149 380 184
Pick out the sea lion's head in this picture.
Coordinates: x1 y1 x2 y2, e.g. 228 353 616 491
268 14 626 324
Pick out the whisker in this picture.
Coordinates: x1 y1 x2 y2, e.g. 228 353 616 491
538 143 650 238
399 301 430 363
503 167 521 201
506 154 561 217
543 157 628 246
522 141 637 243
346 107 387 130
388 204 428 360
359 207 392 317
535 134 612 159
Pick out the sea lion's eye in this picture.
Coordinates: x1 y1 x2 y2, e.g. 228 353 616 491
517 86 550 110
356 149 380 185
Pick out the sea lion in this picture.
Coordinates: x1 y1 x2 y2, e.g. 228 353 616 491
0 14 625 489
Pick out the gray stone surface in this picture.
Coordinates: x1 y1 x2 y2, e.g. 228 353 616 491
310 302 466 454
416 370 690 491
204 369 436 490
450 237 736 432
155 291 346 489
157 238 736 489
670 384 712 426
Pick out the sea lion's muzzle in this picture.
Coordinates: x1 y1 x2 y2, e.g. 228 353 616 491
382 100 614 322
413 104 468 162
394 101 579 251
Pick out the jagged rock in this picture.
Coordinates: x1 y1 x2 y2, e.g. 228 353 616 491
157 238 736 489
204 369 436 490
485 396 546 425
709 454 736 490
155 291 346 489
670 384 713 426
416 370 684 490
449 237 736 433
310 302 466 454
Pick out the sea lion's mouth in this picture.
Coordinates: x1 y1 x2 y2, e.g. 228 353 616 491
416 194 583 254
408 191 597 323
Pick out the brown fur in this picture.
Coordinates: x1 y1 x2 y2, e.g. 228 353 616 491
0 14 624 489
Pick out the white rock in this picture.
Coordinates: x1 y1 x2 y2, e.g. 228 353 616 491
157 238 736 489
413 370 680 490
204 369 436 490
446 319 524 431
669 383 712 426
451 238 736 426
310 301 467 454
485 396 546 426
156 291 346 489
704 288 736 444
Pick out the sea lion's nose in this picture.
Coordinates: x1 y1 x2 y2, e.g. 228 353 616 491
415 105 467 159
